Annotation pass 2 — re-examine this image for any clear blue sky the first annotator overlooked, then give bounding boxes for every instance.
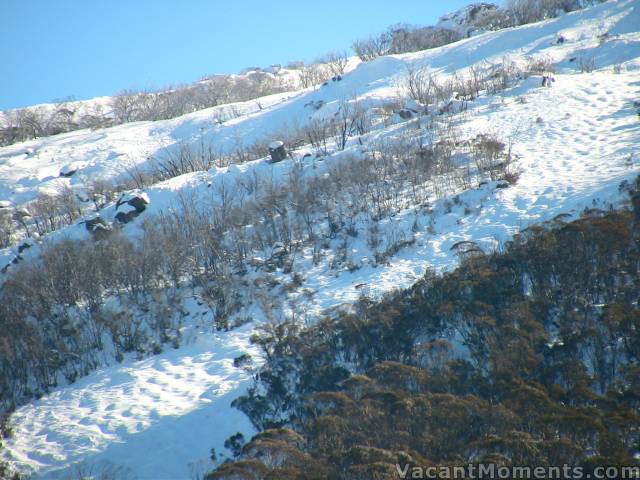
[0,0,475,110]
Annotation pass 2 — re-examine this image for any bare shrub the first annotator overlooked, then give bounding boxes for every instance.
[507,0,583,25]
[332,98,369,150]
[111,90,141,123]
[79,103,112,130]
[286,60,305,70]
[305,119,333,156]
[122,161,153,190]
[389,25,461,54]
[0,211,15,248]
[352,31,393,62]
[323,51,349,77]
[30,186,84,236]
[471,133,508,181]
[299,63,331,89]
[524,54,556,76]
[484,57,522,94]
[86,179,120,210]
[577,56,597,73]
[403,66,437,112]
[150,142,218,181]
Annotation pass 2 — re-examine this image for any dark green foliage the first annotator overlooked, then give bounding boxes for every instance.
[211,184,640,478]
[225,432,247,458]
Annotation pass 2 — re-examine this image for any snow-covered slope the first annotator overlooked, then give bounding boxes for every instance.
[1,1,640,478]
[6,321,259,479]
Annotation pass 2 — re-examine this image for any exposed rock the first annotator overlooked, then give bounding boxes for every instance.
[397,109,416,120]
[437,3,505,37]
[85,215,112,238]
[268,141,287,163]
[439,95,466,115]
[60,162,86,177]
[304,100,324,111]
[17,238,36,254]
[115,207,138,224]
[127,196,148,213]
[115,191,150,224]
[116,191,150,212]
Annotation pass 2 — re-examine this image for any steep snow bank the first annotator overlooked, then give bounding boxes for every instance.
[1,1,639,478]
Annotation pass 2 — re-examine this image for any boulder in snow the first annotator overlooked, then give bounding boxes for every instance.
[268,141,287,163]
[17,238,36,254]
[304,100,325,111]
[115,191,150,224]
[85,215,113,238]
[439,95,466,115]
[397,109,416,120]
[437,3,506,37]
[60,162,86,178]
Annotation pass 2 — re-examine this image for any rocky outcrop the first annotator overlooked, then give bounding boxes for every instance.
[437,3,508,37]
[85,215,112,239]
[268,141,287,163]
[115,191,150,224]
[59,161,87,178]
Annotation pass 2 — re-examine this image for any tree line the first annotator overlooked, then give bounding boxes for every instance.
[207,177,640,479]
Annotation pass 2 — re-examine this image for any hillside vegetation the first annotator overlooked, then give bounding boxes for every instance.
[0,0,638,477]
[209,179,640,479]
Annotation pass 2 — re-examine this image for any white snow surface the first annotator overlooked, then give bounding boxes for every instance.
[1,1,640,478]
[7,321,258,480]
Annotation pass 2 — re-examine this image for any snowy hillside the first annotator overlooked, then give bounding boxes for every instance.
[1,0,640,478]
